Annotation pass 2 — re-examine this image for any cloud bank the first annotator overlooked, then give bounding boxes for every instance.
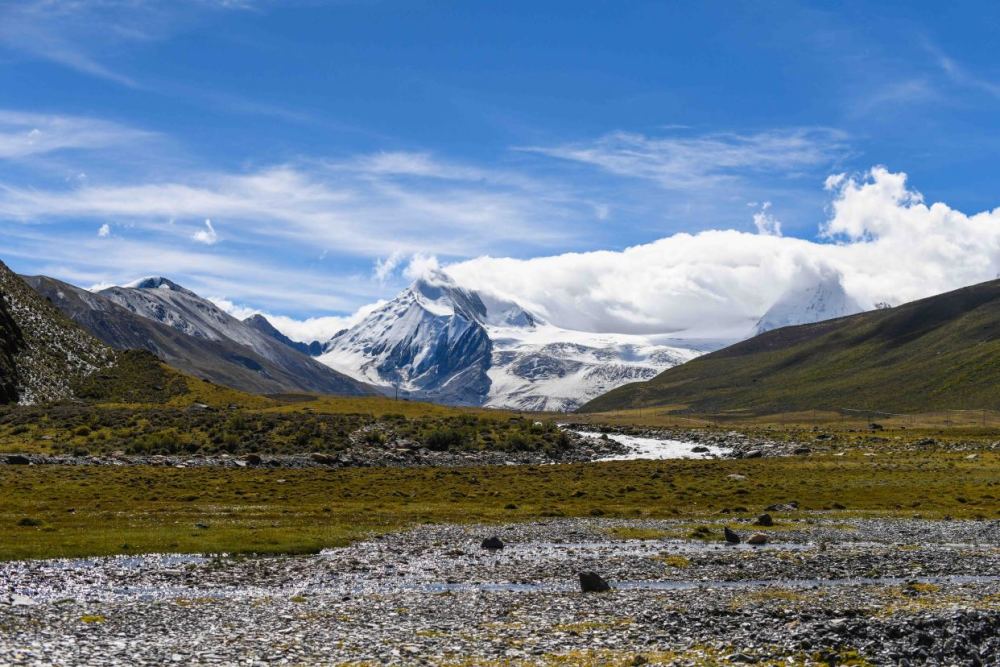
[439,167,1000,339]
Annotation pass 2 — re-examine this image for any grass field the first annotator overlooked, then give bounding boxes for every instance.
[2,449,997,560]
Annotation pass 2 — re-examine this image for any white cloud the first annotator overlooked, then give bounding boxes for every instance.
[0,158,581,258]
[0,1,259,87]
[752,202,782,236]
[373,251,404,283]
[522,128,848,190]
[191,219,218,245]
[403,254,441,281]
[97,223,110,238]
[443,167,1000,339]
[0,110,152,160]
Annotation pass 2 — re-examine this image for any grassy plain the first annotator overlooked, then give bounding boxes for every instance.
[2,448,996,560]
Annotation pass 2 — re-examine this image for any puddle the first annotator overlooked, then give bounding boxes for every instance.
[570,430,728,460]
[44,553,208,571]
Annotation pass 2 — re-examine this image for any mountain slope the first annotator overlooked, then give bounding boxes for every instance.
[244,314,323,356]
[0,288,22,403]
[581,278,1000,415]
[318,271,699,409]
[26,276,371,397]
[0,260,117,404]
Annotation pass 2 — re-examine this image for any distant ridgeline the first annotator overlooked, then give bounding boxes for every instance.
[581,278,1000,415]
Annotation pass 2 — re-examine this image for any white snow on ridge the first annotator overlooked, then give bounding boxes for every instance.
[485,323,698,412]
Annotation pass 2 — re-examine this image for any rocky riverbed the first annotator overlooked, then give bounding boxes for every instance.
[2,518,997,665]
[0,426,806,470]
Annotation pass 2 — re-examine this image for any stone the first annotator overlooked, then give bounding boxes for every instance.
[765,501,799,512]
[691,445,710,453]
[724,527,741,544]
[793,447,812,455]
[578,571,611,592]
[5,454,29,465]
[310,452,335,464]
[743,450,763,459]
[481,536,504,550]
[747,533,768,545]
[754,513,774,526]
[242,453,262,465]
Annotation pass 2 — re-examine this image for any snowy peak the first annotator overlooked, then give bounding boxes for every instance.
[755,268,863,335]
[321,271,493,405]
[122,276,199,297]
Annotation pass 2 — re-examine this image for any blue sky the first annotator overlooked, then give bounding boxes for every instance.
[3,1,1000,338]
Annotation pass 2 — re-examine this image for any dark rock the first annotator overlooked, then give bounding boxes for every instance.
[724,527,741,544]
[754,513,774,526]
[691,445,709,453]
[242,453,262,465]
[747,533,768,545]
[793,447,812,455]
[743,449,763,459]
[5,454,30,465]
[310,452,335,465]
[578,571,611,592]
[480,536,504,550]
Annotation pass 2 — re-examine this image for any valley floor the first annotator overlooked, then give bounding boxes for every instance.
[1,424,997,665]
[2,518,998,665]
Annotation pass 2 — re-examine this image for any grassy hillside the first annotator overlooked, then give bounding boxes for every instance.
[581,278,1000,415]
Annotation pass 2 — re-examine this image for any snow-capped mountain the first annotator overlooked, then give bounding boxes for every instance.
[319,273,494,405]
[318,271,698,410]
[754,270,863,335]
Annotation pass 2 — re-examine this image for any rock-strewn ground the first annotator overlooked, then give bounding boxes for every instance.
[2,518,998,665]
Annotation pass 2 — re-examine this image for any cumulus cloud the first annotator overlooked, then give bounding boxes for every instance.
[443,167,1000,339]
[403,253,441,281]
[192,219,218,245]
[97,223,110,238]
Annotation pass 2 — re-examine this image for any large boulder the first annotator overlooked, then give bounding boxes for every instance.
[578,572,611,593]
[724,527,741,544]
[481,536,504,550]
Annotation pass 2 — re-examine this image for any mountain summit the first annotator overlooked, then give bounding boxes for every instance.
[755,268,863,335]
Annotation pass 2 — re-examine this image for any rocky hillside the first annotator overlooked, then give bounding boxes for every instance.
[0,261,116,404]
[0,292,21,403]
[96,277,370,397]
[581,277,1000,415]
[25,276,369,397]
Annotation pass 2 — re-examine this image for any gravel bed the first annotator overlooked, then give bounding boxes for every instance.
[2,518,998,665]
